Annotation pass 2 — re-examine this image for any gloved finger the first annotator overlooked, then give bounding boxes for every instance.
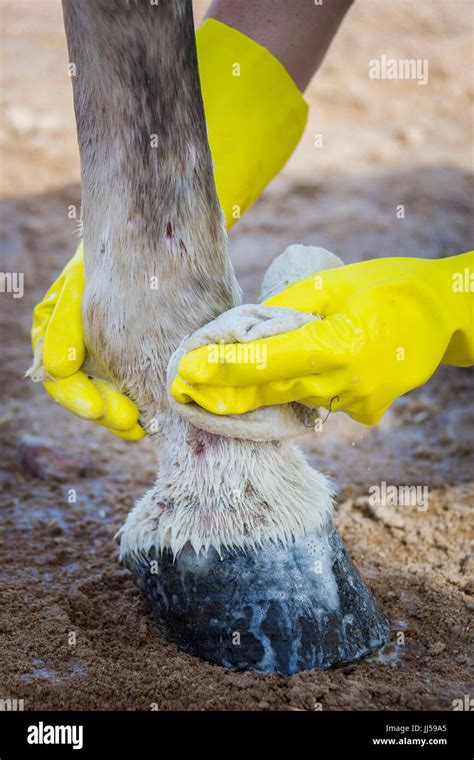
[177,313,356,388]
[43,371,105,420]
[90,377,141,431]
[95,419,145,441]
[171,371,341,416]
[43,372,146,438]
[42,260,86,378]
[263,263,351,315]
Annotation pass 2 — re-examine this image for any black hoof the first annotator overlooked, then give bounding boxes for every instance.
[125,522,389,675]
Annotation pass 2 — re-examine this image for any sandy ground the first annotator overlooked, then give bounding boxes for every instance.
[1,0,473,710]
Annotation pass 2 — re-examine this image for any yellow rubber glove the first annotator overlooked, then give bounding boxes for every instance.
[30,243,144,440]
[172,252,474,425]
[197,19,308,227]
[30,19,308,438]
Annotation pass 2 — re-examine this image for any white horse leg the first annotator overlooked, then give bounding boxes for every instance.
[62,0,388,673]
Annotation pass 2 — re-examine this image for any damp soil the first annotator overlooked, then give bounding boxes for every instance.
[0,0,473,710]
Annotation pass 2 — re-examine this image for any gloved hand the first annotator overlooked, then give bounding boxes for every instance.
[30,18,308,438]
[172,252,474,425]
[30,243,144,440]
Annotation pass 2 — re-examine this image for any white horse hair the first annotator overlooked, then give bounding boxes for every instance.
[59,0,335,559]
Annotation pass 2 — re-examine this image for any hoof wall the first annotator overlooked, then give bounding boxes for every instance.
[126,523,389,675]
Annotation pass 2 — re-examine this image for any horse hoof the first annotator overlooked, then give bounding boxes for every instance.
[125,522,389,674]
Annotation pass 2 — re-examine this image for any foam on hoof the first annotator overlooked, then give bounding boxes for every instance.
[124,522,389,675]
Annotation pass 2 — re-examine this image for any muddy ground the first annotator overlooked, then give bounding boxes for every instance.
[0,0,473,710]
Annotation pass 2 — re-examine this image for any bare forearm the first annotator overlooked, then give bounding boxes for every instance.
[205,0,353,91]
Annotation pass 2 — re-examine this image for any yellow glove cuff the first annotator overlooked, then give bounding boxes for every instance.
[197,18,308,229]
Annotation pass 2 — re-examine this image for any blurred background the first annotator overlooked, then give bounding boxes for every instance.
[0,0,472,710]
